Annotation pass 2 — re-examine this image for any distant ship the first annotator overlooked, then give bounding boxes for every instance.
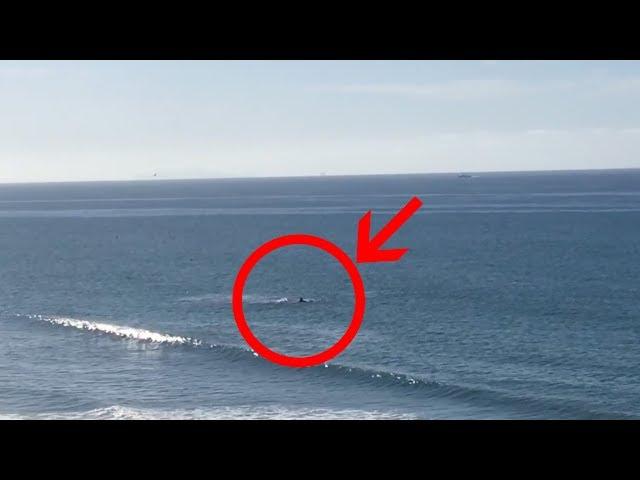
[458,173,473,178]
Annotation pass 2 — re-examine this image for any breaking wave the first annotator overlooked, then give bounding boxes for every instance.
[1,405,415,420]
[25,314,632,419]
[29,315,202,346]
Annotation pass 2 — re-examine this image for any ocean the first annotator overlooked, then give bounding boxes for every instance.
[1,170,639,419]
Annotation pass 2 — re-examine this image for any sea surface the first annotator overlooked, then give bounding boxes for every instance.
[1,170,639,419]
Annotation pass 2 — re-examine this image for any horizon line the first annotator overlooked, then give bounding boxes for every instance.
[1,166,639,187]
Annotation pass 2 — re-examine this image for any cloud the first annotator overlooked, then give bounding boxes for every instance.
[315,75,640,101]
[0,65,51,79]
[317,79,541,100]
[596,76,640,95]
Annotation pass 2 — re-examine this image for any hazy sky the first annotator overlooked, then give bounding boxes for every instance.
[1,60,640,182]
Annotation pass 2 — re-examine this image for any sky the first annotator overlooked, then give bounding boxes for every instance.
[1,60,640,183]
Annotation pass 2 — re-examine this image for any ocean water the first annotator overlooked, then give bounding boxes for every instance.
[1,170,639,419]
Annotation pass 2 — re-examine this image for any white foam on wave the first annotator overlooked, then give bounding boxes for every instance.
[31,315,202,346]
[2,405,416,420]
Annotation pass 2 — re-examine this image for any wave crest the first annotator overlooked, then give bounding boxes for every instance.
[2,405,416,420]
[31,315,202,346]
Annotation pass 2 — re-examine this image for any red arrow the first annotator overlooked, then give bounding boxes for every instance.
[356,196,423,263]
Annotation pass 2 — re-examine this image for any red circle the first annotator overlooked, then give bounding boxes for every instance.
[232,234,366,368]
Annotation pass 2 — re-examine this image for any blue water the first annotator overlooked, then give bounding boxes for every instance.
[1,170,639,419]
